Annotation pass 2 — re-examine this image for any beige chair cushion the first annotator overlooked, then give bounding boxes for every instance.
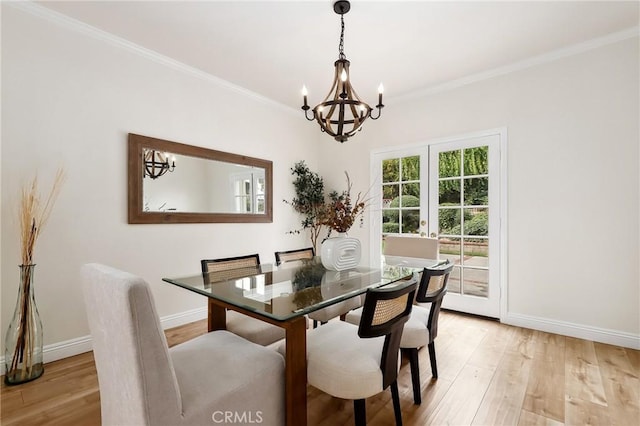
[227,310,287,346]
[345,304,432,349]
[306,321,386,400]
[384,235,439,259]
[170,330,285,425]
[307,296,362,323]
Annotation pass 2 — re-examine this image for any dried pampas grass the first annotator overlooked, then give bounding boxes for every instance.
[19,169,65,265]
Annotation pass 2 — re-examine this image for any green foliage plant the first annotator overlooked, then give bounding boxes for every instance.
[284,161,326,252]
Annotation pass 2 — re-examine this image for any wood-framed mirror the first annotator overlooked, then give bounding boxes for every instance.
[128,133,273,224]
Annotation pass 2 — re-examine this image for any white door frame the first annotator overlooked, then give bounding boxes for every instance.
[370,128,508,320]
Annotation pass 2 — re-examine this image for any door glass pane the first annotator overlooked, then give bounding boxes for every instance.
[463,208,488,236]
[463,238,488,268]
[383,159,399,182]
[439,208,461,235]
[463,146,489,176]
[439,237,461,265]
[382,155,421,236]
[436,144,491,302]
[382,210,399,233]
[402,182,420,198]
[401,156,420,180]
[463,268,488,297]
[383,184,399,207]
[439,150,460,178]
[464,177,488,205]
[447,266,461,294]
[401,210,420,234]
[439,179,460,205]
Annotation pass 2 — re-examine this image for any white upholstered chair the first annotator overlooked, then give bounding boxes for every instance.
[383,235,439,260]
[82,263,285,426]
[274,247,361,328]
[305,278,418,426]
[201,254,286,346]
[347,260,453,405]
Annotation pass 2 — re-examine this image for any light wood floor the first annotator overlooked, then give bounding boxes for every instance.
[1,311,638,425]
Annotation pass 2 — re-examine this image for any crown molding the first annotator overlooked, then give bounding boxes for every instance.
[7,2,638,114]
[389,26,639,104]
[7,1,299,115]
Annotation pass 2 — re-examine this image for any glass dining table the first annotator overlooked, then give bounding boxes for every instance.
[162,257,437,426]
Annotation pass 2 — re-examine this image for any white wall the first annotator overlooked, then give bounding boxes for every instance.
[318,36,639,345]
[1,5,317,357]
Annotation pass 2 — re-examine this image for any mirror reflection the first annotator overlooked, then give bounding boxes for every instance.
[128,133,273,224]
[143,152,266,214]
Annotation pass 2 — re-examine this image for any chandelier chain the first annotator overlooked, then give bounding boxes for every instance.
[338,14,346,60]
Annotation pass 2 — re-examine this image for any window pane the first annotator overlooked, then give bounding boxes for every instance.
[401,210,420,234]
[439,208,461,236]
[463,238,488,268]
[402,182,420,198]
[439,179,460,205]
[463,146,488,176]
[439,150,460,178]
[463,268,488,298]
[382,158,399,182]
[463,208,488,236]
[401,156,420,181]
[464,177,488,206]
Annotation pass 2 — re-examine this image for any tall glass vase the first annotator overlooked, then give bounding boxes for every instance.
[4,264,44,385]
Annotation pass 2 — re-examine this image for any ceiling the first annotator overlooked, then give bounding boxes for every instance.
[35,1,639,111]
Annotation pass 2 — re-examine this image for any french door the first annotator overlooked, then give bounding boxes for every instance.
[371,130,505,318]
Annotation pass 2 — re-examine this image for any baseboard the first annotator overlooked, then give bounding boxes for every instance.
[0,307,207,376]
[503,312,640,350]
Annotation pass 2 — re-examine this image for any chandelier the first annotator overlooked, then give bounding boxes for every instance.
[143,149,176,179]
[302,0,383,143]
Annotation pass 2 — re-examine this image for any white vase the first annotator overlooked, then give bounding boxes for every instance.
[321,233,361,271]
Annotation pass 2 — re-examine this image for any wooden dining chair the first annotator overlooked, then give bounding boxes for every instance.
[346,260,453,405]
[305,278,418,426]
[274,247,315,265]
[201,254,285,346]
[274,247,362,328]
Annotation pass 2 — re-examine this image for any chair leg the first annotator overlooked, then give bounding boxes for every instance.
[354,399,366,426]
[406,348,421,404]
[428,341,438,379]
[313,320,318,328]
[390,381,403,426]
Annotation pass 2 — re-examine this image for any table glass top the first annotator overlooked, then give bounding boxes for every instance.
[163,257,438,321]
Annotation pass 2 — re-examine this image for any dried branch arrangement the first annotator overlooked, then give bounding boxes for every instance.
[6,169,65,384]
[20,169,66,265]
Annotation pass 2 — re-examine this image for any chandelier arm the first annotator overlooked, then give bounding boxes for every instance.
[369,105,384,120]
[303,109,316,121]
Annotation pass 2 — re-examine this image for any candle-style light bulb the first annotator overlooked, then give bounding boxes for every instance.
[302,85,308,108]
[340,69,347,82]
[377,83,384,106]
